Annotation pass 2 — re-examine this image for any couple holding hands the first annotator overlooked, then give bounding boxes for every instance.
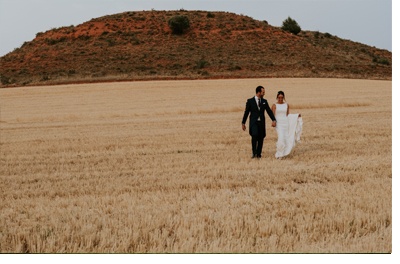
[242,85,303,159]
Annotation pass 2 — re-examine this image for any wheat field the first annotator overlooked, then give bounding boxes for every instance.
[0,78,392,253]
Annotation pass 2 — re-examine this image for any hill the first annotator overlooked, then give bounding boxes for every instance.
[0,10,392,87]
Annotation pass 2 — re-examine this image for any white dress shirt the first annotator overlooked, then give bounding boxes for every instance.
[254,96,261,120]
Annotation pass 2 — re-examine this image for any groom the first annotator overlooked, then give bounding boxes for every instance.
[242,85,276,158]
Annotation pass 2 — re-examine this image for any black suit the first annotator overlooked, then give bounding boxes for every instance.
[242,97,276,157]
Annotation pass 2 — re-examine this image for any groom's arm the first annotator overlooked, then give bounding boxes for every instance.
[264,100,277,126]
[242,99,250,130]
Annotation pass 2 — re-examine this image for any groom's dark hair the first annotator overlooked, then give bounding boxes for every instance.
[256,86,264,94]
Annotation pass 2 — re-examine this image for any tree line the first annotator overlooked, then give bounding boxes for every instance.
[168,14,302,35]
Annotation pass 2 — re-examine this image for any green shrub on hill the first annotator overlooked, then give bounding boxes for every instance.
[281,17,301,35]
[168,15,190,34]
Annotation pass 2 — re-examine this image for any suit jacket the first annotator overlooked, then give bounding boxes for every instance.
[242,97,276,138]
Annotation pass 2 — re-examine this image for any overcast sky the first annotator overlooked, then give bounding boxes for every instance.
[0,0,393,56]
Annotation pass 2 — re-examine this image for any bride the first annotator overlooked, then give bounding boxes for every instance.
[271,91,303,159]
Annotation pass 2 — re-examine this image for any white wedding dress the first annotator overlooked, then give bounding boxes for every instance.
[274,103,303,158]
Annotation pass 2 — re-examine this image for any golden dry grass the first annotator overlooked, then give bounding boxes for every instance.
[0,78,391,253]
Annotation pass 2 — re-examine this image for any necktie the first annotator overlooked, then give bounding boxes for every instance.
[258,99,261,110]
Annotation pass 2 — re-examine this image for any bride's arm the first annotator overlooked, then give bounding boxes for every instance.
[287,103,289,116]
[272,104,276,116]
